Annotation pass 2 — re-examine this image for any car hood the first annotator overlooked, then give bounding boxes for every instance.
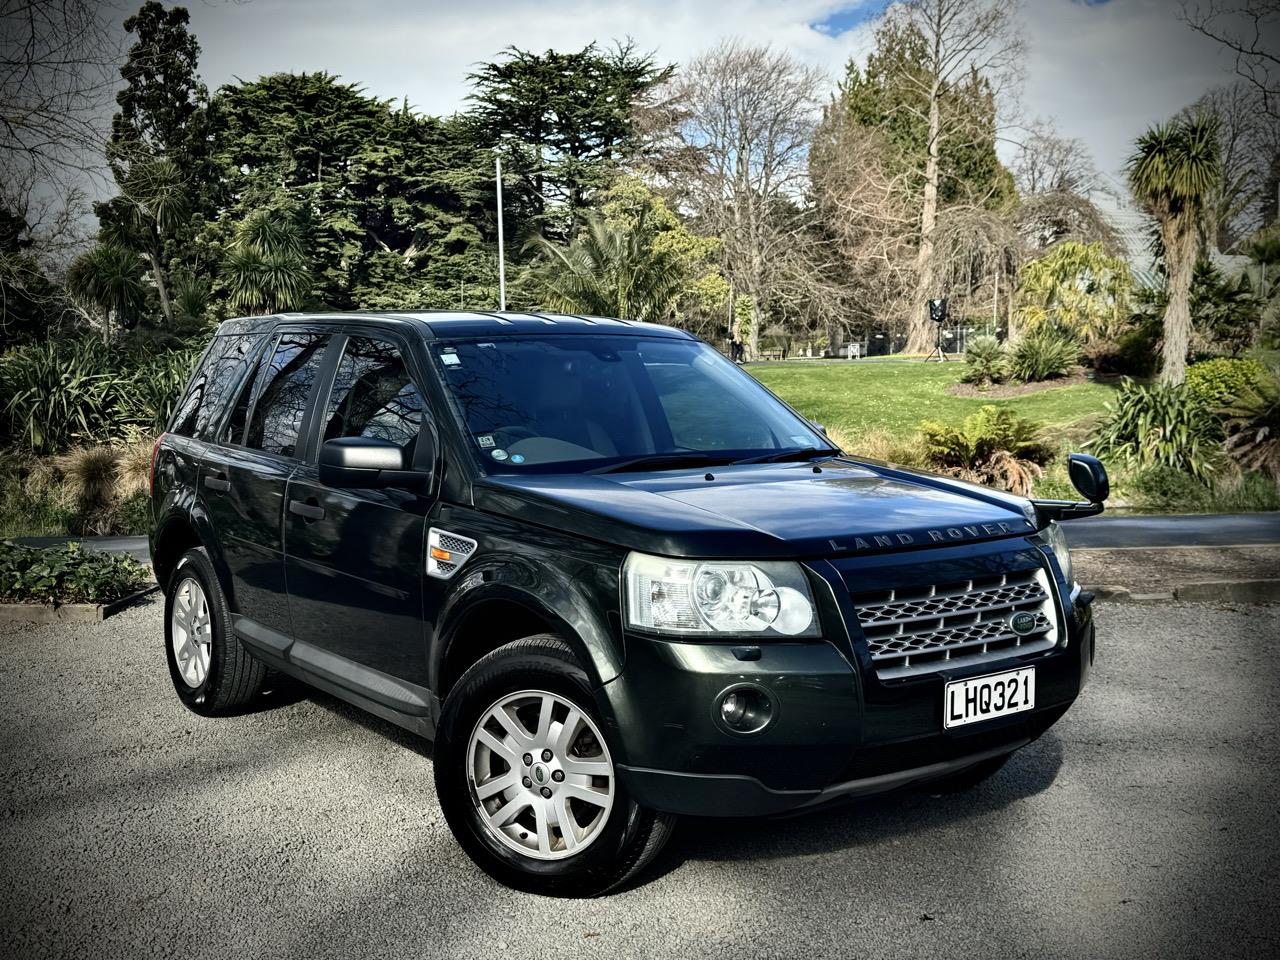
[473,459,1038,559]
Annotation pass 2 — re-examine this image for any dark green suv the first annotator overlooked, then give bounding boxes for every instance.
[150,311,1105,896]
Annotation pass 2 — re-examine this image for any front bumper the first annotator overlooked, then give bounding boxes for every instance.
[602,552,1095,818]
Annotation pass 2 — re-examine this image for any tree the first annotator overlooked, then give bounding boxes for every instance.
[0,0,118,189]
[1184,83,1280,252]
[1015,241,1132,342]
[873,0,1023,355]
[655,42,824,359]
[1013,120,1101,197]
[1182,1,1280,123]
[66,244,148,338]
[468,42,673,237]
[598,176,728,333]
[96,2,213,326]
[1127,114,1222,384]
[223,212,310,315]
[524,210,684,322]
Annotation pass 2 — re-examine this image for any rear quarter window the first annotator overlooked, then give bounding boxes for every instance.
[169,334,263,440]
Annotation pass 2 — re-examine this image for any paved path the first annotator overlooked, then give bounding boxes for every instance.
[1065,512,1280,549]
[1,598,1278,959]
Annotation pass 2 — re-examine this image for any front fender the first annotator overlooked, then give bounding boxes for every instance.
[429,550,624,692]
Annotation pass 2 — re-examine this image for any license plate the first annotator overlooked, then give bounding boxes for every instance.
[943,667,1035,729]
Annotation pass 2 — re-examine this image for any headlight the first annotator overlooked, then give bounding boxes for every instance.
[1044,521,1074,585]
[623,552,818,638]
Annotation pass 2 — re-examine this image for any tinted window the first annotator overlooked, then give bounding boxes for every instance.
[432,335,824,471]
[321,337,422,449]
[245,333,328,457]
[169,335,260,439]
[221,349,265,446]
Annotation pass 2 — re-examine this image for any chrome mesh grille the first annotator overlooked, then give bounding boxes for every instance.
[853,568,1058,680]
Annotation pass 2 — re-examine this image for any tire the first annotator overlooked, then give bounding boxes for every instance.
[164,547,266,716]
[434,635,674,897]
[925,753,1012,793]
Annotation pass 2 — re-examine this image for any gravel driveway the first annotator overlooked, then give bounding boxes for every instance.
[2,598,1278,959]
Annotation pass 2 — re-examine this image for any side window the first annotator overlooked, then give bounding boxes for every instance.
[168,334,260,440]
[221,348,265,446]
[320,337,423,450]
[194,335,260,440]
[245,333,329,458]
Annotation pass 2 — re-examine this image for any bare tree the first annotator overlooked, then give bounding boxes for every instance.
[0,0,120,192]
[654,42,824,360]
[1182,1,1280,122]
[1185,81,1280,250]
[1013,119,1101,197]
[810,104,919,341]
[879,0,1023,354]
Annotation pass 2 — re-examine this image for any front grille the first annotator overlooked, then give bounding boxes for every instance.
[852,567,1058,680]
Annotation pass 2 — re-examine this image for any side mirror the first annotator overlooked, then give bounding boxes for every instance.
[811,421,828,436]
[1031,452,1108,523]
[319,437,429,489]
[1068,453,1109,504]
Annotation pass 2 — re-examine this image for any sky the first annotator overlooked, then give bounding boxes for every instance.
[176,0,1246,180]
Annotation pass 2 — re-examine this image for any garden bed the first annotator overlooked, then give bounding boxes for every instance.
[0,583,158,624]
[0,539,153,623]
[945,371,1093,398]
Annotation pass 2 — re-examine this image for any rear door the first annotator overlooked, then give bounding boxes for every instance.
[283,330,437,688]
[202,327,331,637]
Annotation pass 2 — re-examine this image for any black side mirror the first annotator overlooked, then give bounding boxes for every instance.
[1031,452,1108,523]
[1068,453,1109,504]
[811,421,828,436]
[319,437,429,489]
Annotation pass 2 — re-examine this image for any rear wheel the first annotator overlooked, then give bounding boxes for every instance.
[435,636,674,896]
[164,547,266,715]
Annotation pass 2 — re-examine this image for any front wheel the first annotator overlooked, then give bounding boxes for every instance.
[434,636,673,896]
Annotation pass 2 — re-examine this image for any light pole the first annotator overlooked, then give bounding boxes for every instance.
[495,154,506,311]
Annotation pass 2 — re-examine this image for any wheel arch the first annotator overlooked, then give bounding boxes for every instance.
[431,580,623,703]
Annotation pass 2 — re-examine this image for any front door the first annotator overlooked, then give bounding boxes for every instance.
[283,333,435,687]
[202,329,330,636]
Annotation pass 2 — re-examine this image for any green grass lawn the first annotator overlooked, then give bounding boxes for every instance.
[748,360,1120,439]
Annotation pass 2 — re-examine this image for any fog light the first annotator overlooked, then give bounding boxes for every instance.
[715,684,775,735]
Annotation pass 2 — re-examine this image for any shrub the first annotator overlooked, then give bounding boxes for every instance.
[1088,380,1220,481]
[0,336,198,453]
[0,540,148,605]
[828,427,928,468]
[920,406,1055,496]
[1222,367,1280,488]
[961,335,1008,387]
[1008,329,1078,383]
[1114,318,1162,379]
[1184,356,1265,408]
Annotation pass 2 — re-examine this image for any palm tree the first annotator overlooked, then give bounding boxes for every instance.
[525,210,684,322]
[223,211,311,315]
[104,156,190,327]
[66,243,148,340]
[1126,114,1221,385]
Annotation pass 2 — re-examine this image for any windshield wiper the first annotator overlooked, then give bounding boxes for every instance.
[733,446,841,465]
[588,453,737,475]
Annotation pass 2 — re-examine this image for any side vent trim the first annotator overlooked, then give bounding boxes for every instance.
[427,527,478,579]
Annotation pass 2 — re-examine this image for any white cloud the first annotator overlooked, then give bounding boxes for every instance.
[183,0,1243,178]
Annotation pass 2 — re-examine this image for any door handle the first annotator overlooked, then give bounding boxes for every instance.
[203,475,230,493]
[288,498,325,522]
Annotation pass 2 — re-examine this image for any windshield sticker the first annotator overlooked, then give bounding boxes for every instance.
[490,448,509,461]
[509,454,525,464]
[476,434,496,448]
[439,353,461,366]
[789,435,811,445]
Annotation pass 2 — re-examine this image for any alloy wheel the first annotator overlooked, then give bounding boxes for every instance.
[466,689,615,861]
[171,576,212,688]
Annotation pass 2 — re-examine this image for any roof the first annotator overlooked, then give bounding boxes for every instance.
[214,310,694,340]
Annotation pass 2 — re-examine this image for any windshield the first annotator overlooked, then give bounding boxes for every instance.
[431,335,829,473]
